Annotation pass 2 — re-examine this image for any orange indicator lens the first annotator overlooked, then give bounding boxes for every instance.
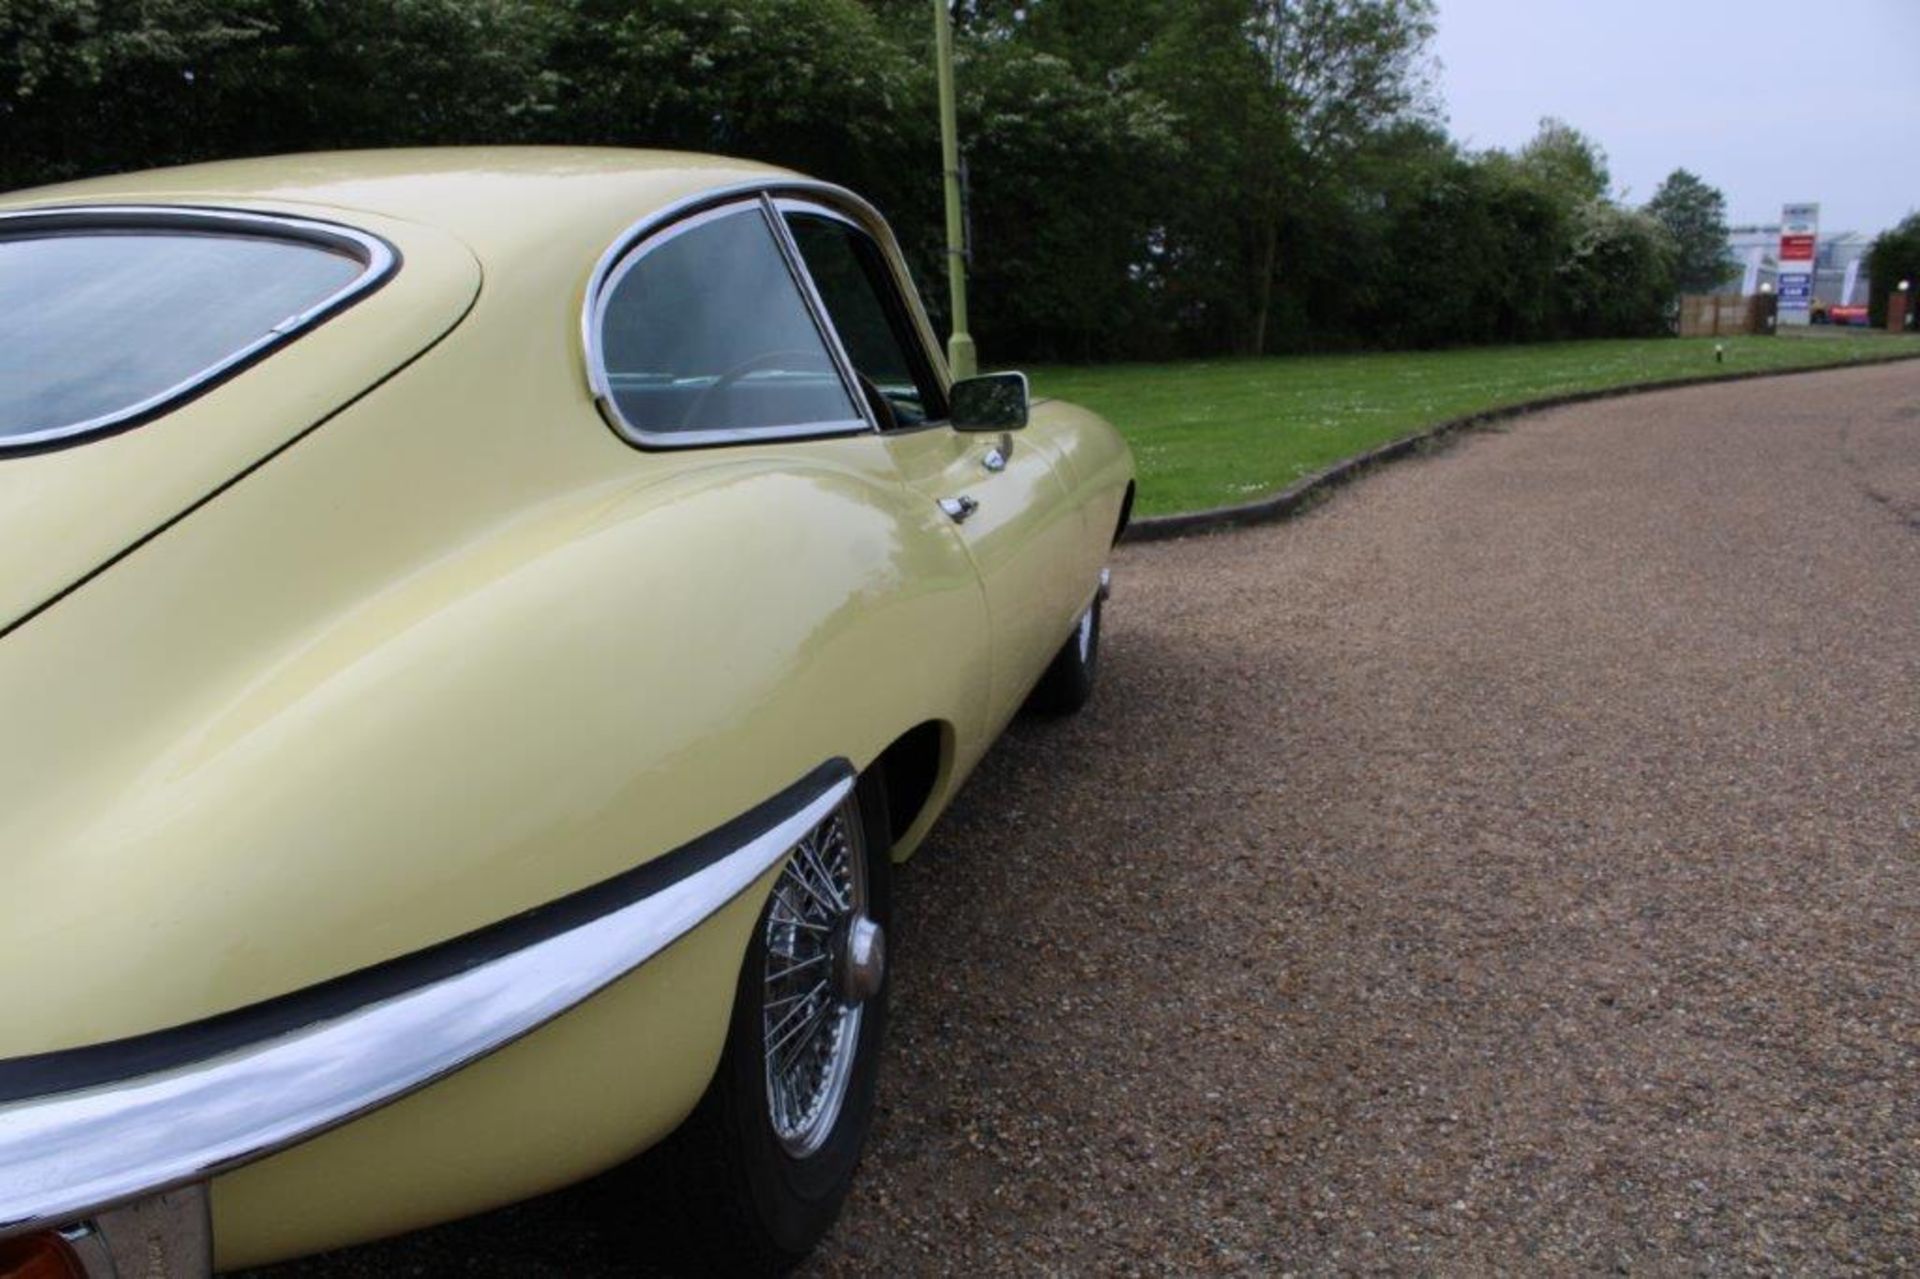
[0,1232,85,1279]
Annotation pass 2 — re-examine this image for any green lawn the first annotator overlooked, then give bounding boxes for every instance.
[1028,333,1920,518]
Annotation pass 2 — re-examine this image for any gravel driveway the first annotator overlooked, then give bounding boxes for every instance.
[256,360,1920,1276]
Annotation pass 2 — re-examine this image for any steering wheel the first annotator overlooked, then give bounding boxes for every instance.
[854,371,899,432]
[678,348,831,431]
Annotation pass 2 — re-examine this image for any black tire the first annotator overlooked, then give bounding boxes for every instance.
[1026,594,1102,715]
[645,773,892,1275]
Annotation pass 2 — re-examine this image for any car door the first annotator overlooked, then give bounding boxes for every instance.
[777,201,1090,730]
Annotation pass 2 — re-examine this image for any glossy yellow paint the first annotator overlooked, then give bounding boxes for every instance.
[0,150,1132,1266]
[0,203,480,629]
[216,865,777,1265]
[884,422,1086,730]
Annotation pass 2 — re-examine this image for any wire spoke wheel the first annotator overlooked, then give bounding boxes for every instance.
[646,775,890,1269]
[762,798,874,1159]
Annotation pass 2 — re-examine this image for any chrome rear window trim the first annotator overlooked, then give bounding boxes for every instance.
[0,205,398,452]
[0,760,855,1238]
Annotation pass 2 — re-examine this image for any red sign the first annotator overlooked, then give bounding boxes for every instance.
[1780,233,1816,261]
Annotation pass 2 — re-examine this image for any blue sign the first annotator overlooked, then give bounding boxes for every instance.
[1777,275,1814,304]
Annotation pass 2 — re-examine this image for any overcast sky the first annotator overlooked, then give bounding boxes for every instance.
[1431,0,1920,235]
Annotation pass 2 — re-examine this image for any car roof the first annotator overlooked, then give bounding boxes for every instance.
[0,147,805,263]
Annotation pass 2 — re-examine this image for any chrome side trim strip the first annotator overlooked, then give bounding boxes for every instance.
[0,205,398,452]
[0,761,855,1238]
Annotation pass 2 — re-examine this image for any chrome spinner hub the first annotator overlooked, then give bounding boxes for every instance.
[834,914,885,1006]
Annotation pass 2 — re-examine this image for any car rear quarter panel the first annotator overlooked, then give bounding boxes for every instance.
[0,232,990,1263]
[0,202,481,631]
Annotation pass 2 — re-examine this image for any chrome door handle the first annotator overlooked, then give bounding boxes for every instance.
[937,495,979,524]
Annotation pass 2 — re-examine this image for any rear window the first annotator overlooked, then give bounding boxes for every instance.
[0,208,393,448]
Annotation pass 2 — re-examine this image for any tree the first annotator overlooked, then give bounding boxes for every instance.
[1239,0,1437,353]
[0,0,272,189]
[1125,0,1436,353]
[1645,169,1733,293]
[0,0,1704,357]
[1363,130,1568,347]
[953,34,1181,360]
[1557,201,1676,338]
[0,0,562,190]
[1865,212,1920,329]
[543,0,922,184]
[1484,117,1609,213]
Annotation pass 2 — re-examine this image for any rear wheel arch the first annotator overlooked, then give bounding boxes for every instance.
[872,719,952,857]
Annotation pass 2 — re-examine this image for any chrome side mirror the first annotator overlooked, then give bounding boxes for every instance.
[950,371,1029,431]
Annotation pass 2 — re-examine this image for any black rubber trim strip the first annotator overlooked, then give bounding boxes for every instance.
[0,758,853,1102]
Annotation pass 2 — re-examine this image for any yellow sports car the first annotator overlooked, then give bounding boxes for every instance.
[0,149,1133,1277]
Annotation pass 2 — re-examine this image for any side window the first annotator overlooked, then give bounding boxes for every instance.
[784,212,947,429]
[596,204,863,443]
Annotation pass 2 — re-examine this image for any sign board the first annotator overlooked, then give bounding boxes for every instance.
[1777,202,1819,326]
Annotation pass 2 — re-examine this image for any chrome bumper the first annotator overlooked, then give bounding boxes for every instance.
[0,762,854,1274]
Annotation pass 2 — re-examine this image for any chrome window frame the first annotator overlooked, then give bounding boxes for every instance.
[0,205,398,452]
[586,196,867,449]
[582,179,952,451]
[771,197,952,429]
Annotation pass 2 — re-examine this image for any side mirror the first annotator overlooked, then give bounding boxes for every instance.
[950,371,1029,432]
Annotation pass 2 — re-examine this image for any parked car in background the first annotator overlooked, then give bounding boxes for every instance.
[0,149,1133,1277]
[1810,301,1871,326]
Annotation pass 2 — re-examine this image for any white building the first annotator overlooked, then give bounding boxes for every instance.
[1726,224,1873,303]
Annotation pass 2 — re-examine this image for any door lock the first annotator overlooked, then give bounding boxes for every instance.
[937,495,979,524]
[981,431,1014,473]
